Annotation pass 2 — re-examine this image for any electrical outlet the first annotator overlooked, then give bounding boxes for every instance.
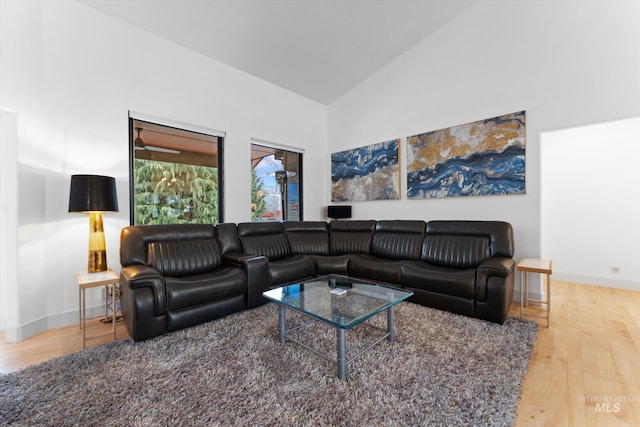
[611,266,620,272]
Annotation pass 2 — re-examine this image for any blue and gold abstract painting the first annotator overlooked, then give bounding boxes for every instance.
[407,111,526,199]
[331,139,400,202]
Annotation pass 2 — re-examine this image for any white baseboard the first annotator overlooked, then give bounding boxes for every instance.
[2,304,106,343]
[511,274,640,313]
[551,273,640,292]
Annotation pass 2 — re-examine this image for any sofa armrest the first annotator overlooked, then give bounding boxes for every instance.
[224,253,270,308]
[475,257,514,302]
[120,265,167,316]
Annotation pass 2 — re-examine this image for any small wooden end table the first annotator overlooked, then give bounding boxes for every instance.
[518,258,552,327]
[76,268,120,348]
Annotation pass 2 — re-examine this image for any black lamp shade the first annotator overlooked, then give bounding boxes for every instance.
[68,175,119,212]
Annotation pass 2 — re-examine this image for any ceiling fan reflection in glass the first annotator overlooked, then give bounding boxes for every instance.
[134,127,181,154]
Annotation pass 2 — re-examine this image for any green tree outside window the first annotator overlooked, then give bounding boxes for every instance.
[134,159,218,225]
[251,169,267,221]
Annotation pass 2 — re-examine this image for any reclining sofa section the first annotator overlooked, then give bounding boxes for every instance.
[119,220,515,341]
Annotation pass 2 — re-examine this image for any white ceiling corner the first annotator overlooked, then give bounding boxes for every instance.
[82,0,476,105]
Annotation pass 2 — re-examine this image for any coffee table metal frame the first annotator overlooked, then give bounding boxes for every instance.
[263,275,413,380]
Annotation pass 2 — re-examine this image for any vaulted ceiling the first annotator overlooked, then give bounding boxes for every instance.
[83,0,476,105]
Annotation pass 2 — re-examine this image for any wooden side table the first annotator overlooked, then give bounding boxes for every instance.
[518,258,552,327]
[76,268,120,348]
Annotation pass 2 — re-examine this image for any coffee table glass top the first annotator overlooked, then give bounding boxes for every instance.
[262,274,413,329]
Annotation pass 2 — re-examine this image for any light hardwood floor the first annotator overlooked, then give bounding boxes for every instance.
[1,281,639,426]
[509,281,640,426]
[0,316,129,374]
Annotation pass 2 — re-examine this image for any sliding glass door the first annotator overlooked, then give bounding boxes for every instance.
[251,142,302,222]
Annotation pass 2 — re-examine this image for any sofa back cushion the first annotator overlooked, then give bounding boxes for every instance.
[147,239,222,277]
[237,222,291,261]
[422,235,490,269]
[371,220,426,260]
[426,220,514,257]
[329,220,376,255]
[216,222,243,255]
[120,224,217,267]
[423,220,514,268]
[283,221,330,255]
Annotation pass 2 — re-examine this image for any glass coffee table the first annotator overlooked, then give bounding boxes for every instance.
[262,274,413,380]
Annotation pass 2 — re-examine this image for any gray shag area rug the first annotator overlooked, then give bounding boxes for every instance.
[1,302,537,426]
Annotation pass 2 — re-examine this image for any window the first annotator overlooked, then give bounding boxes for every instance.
[251,141,302,222]
[129,114,224,225]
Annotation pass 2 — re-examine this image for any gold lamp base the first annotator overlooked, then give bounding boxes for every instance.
[88,212,107,272]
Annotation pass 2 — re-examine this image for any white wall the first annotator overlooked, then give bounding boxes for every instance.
[0,0,327,341]
[0,110,19,331]
[327,0,640,299]
[541,117,640,290]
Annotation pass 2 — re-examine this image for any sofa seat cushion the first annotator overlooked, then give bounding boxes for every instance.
[401,261,475,299]
[349,254,402,286]
[166,267,246,312]
[314,255,350,275]
[269,254,316,286]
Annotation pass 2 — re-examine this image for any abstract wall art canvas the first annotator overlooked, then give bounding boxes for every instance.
[331,139,400,202]
[407,111,526,199]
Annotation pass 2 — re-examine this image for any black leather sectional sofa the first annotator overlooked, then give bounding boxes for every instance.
[119,220,515,341]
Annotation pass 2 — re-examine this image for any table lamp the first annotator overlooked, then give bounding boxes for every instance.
[68,174,119,273]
